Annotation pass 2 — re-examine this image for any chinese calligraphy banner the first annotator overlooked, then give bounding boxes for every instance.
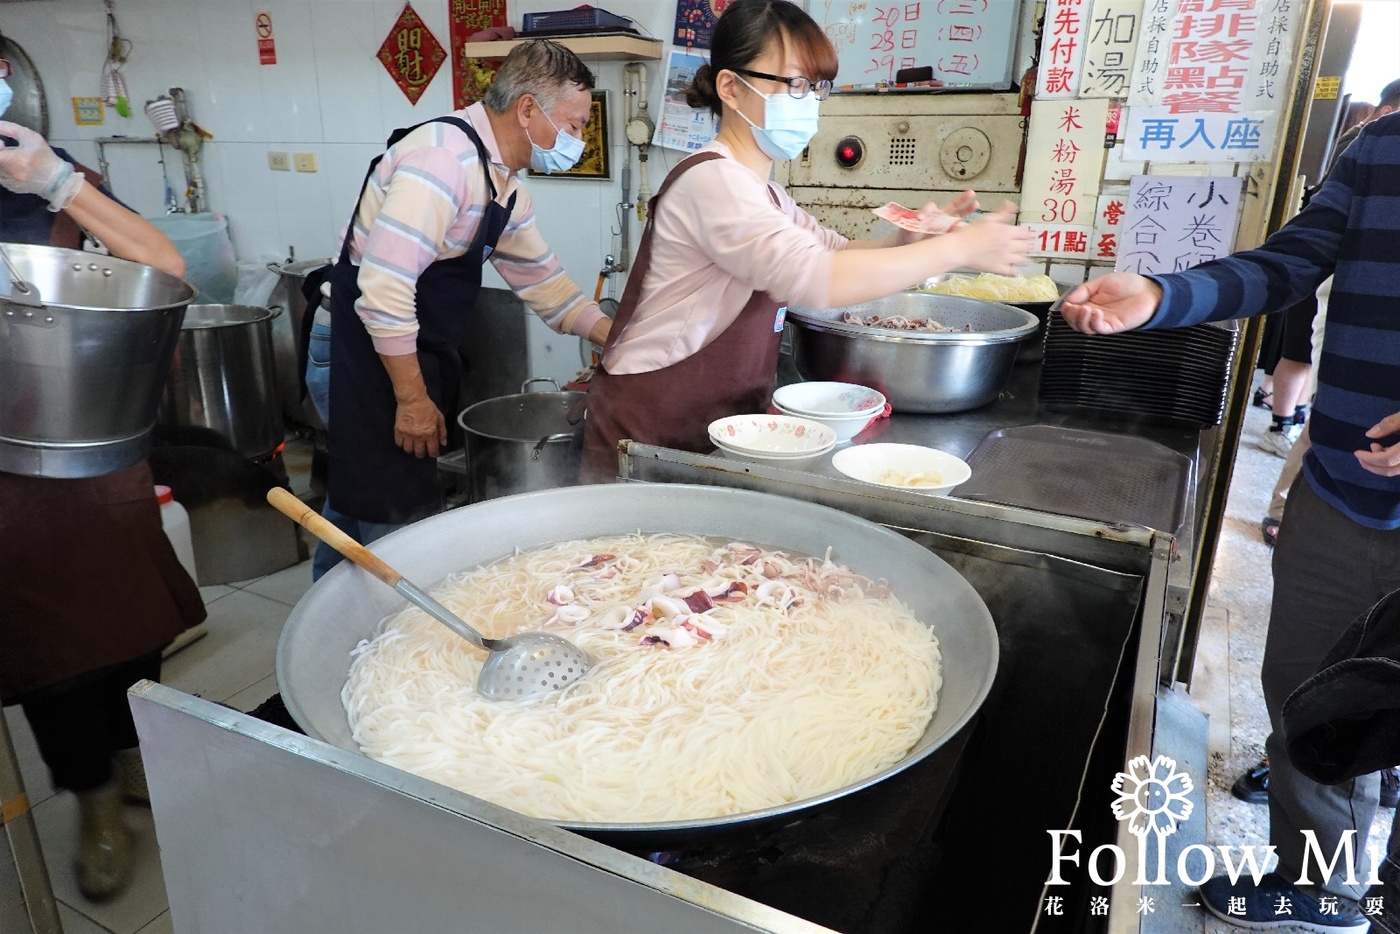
[1037,0,1090,99]
[1128,0,1303,119]
[378,3,446,105]
[1114,174,1245,274]
[1080,0,1146,98]
[813,0,1022,89]
[1021,98,1112,258]
[448,0,508,109]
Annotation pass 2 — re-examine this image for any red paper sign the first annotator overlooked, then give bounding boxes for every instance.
[255,12,277,66]
[377,3,447,105]
[448,0,508,109]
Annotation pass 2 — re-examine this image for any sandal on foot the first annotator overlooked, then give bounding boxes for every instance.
[1261,517,1280,547]
[1252,387,1273,409]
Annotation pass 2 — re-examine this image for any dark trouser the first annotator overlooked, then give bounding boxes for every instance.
[1264,476,1400,898]
[15,652,161,793]
[1373,820,1400,932]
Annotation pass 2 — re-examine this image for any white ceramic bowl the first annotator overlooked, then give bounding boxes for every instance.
[708,413,836,457]
[831,443,971,496]
[772,382,886,419]
[773,402,875,444]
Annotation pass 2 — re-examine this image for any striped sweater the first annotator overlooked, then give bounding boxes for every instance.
[342,102,604,355]
[1147,112,1400,529]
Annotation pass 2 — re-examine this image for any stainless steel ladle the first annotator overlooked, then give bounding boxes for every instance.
[267,488,591,700]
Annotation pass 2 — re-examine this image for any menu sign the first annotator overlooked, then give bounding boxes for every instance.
[1021,98,1111,258]
[1037,0,1090,99]
[1114,174,1245,274]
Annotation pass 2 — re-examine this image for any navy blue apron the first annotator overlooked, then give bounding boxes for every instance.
[327,116,516,524]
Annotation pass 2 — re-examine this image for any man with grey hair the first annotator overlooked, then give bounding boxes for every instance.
[307,39,608,579]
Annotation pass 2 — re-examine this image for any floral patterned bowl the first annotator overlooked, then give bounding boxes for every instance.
[772,381,886,419]
[708,414,837,460]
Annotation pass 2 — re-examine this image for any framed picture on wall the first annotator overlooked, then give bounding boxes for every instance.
[530,90,611,180]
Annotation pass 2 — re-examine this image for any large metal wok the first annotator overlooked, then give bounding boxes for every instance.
[277,483,998,844]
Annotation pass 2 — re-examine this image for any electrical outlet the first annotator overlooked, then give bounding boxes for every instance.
[294,152,318,173]
[268,151,290,171]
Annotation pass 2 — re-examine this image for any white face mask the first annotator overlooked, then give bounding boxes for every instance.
[733,74,820,162]
[527,109,585,174]
[0,80,13,120]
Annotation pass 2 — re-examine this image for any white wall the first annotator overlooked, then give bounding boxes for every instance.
[0,0,681,383]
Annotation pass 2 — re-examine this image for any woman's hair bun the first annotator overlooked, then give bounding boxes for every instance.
[685,63,719,112]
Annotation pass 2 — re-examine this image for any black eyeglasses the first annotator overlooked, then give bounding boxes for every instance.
[0,60,10,80]
[733,68,833,101]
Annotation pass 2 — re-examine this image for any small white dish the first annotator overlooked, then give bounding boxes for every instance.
[831,443,971,495]
[773,402,875,444]
[708,414,836,457]
[772,382,886,419]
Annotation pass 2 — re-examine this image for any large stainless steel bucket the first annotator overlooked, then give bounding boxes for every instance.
[788,294,1038,413]
[276,483,999,846]
[456,378,584,502]
[0,244,196,478]
[267,258,330,431]
[158,304,285,459]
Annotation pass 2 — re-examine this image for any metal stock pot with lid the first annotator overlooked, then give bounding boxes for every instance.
[456,378,584,503]
[0,243,197,478]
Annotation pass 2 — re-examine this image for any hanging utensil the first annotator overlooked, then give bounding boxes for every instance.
[266,488,592,700]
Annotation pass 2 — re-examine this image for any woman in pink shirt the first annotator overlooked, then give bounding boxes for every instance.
[580,0,1033,483]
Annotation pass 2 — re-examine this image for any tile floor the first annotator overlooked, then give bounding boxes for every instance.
[9,398,1394,933]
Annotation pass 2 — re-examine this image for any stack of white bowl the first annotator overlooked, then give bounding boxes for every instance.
[772,382,887,444]
[707,413,837,468]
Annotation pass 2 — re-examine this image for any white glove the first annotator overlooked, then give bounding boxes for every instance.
[0,120,84,211]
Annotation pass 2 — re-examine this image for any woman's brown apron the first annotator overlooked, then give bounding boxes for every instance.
[0,165,205,701]
[581,152,786,483]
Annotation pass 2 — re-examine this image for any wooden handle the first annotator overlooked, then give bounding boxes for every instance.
[265,487,403,588]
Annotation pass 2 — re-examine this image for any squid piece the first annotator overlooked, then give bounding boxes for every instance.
[647,595,687,620]
[642,626,698,649]
[620,606,653,632]
[575,553,616,570]
[545,584,575,606]
[549,605,590,627]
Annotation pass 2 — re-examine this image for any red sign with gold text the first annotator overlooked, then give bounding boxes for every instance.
[377,3,447,105]
[448,0,508,109]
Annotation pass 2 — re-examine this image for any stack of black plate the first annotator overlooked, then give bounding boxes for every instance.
[1038,310,1239,428]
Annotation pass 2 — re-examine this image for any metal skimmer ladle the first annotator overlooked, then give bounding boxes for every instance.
[267,488,591,700]
[0,242,42,307]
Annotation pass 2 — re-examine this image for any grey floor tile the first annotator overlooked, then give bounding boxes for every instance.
[197,584,235,604]
[160,590,289,704]
[5,706,56,807]
[134,910,174,934]
[239,559,314,607]
[223,674,278,714]
[58,902,110,934]
[36,793,167,934]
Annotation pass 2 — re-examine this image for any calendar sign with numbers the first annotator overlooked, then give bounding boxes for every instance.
[814,0,1023,90]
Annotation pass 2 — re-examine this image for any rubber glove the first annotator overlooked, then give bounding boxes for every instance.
[0,120,84,211]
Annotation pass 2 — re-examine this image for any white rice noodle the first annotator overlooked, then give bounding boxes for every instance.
[342,533,943,823]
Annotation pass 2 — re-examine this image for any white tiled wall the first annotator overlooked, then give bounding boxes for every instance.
[1,0,679,382]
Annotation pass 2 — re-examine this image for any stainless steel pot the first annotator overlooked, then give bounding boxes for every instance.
[276,483,998,845]
[267,258,331,430]
[788,294,1038,413]
[457,378,584,503]
[158,304,285,459]
[0,244,196,478]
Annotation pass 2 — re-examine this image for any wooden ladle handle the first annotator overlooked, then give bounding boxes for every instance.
[266,487,403,588]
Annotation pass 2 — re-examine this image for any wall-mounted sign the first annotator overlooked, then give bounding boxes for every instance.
[255,12,276,66]
[1079,0,1146,99]
[814,0,1022,89]
[448,0,507,109]
[1021,98,1112,257]
[377,3,446,105]
[1037,0,1090,99]
[1114,174,1245,274]
[1314,75,1342,100]
[71,97,104,126]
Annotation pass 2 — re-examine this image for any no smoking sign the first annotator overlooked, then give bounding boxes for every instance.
[255,12,276,65]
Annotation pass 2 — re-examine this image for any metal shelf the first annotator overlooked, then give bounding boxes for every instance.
[462,35,663,62]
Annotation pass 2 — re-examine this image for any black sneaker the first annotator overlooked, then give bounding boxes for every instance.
[1231,760,1270,804]
[1199,873,1369,932]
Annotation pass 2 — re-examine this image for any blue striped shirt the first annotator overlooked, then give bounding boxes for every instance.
[1146,112,1400,529]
